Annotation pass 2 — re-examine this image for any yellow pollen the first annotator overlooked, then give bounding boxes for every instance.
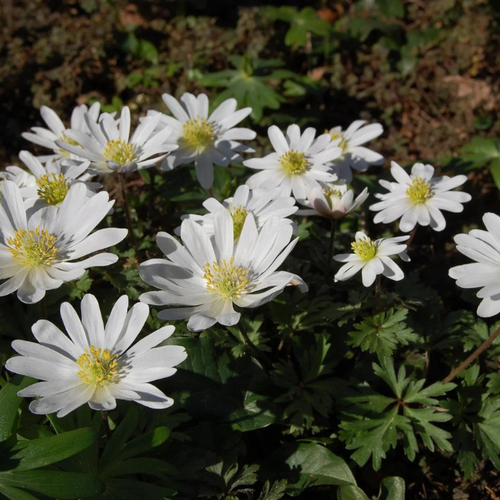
[36,173,69,205]
[182,116,216,150]
[77,345,119,387]
[58,132,81,156]
[7,226,57,267]
[279,150,309,175]
[202,257,250,300]
[228,204,248,241]
[323,188,343,209]
[328,129,347,152]
[103,139,135,166]
[405,177,432,204]
[351,237,377,261]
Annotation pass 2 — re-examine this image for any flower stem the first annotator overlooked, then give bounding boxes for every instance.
[39,297,46,320]
[237,322,272,372]
[375,275,382,312]
[326,219,337,276]
[102,411,112,440]
[443,324,500,384]
[406,226,419,247]
[118,173,141,263]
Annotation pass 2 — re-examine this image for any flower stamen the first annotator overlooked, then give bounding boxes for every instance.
[202,257,250,300]
[279,150,309,175]
[7,226,58,267]
[103,139,135,166]
[328,130,347,152]
[77,345,119,387]
[228,204,248,241]
[406,177,432,204]
[36,173,69,205]
[183,117,216,151]
[352,237,377,261]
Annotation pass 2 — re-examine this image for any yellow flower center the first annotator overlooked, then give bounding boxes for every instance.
[103,139,135,166]
[351,237,377,261]
[405,177,432,204]
[58,132,81,156]
[36,173,69,205]
[323,188,343,209]
[182,116,216,150]
[279,150,309,175]
[202,257,250,300]
[328,129,347,152]
[228,204,248,241]
[7,226,58,267]
[77,345,119,387]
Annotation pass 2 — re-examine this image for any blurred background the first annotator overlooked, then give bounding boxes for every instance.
[1,0,498,174]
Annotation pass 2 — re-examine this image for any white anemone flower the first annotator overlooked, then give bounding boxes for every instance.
[244,124,341,202]
[13,150,99,211]
[449,213,500,318]
[180,185,297,240]
[370,161,471,232]
[334,231,410,287]
[150,92,256,189]
[326,120,384,182]
[297,182,369,220]
[6,294,187,417]
[139,209,308,332]
[0,181,127,304]
[22,103,103,163]
[0,166,37,191]
[56,106,177,174]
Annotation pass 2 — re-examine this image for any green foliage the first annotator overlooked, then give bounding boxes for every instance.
[461,137,500,189]
[0,377,103,499]
[339,357,455,470]
[199,55,297,122]
[266,7,330,48]
[347,308,418,356]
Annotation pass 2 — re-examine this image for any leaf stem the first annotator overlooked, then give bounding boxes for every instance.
[443,324,500,384]
[118,173,141,263]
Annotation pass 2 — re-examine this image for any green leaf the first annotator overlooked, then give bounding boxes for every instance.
[337,485,370,500]
[377,0,404,17]
[380,476,405,500]
[347,309,418,356]
[116,426,170,462]
[0,471,103,499]
[9,427,97,471]
[267,443,355,495]
[0,485,39,500]
[461,137,500,173]
[0,376,34,443]
[257,479,288,500]
[99,406,139,470]
[102,457,176,480]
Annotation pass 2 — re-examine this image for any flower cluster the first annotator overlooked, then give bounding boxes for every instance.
[1,90,482,422]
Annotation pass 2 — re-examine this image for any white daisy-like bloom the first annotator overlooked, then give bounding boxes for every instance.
[0,181,127,304]
[180,185,297,240]
[150,92,256,189]
[370,161,471,233]
[6,294,187,417]
[12,150,99,211]
[22,103,103,163]
[56,106,177,175]
[326,120,384,182]
[334,231,410,287]
[244,124,341,202]
[449,213,500,318]
[0,165,37,191]
[139,209,308,332]
[297,182,369,220]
